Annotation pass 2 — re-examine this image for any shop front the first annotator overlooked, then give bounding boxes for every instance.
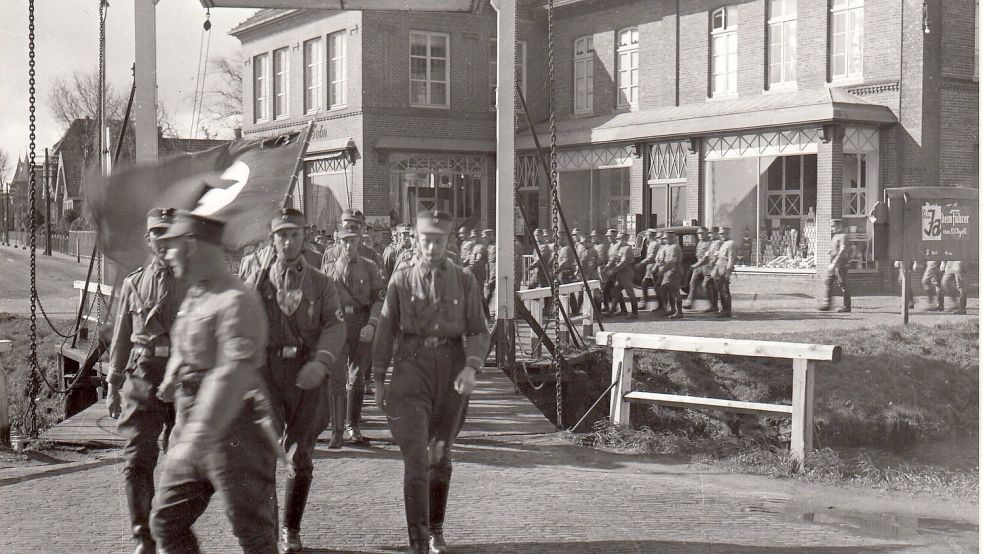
[303,138,360,230]
[554,144,635,234]
[703,127,880,278]
[387,152,487,229]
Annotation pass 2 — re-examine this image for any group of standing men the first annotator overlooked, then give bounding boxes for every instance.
[107,205,488,554]
[522,225,736,319]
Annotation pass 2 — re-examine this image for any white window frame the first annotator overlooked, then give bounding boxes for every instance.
[767,0,797,89]
[253,52,270,123]
[766,156,804,218]
[304,37,324,114]
[842,153,869,217]
[489,39,527,111]
[830,0,864,83]
[573,36,594,115]
[616,28,640,109]
[328,31,347,109]
[272,47,289,120]
[710,6,739,98]
[409,31,451,108]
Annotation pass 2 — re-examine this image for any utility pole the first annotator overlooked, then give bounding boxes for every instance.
[44,148,51,256]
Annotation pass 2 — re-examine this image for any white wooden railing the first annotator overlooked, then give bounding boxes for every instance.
[596,331,841,462]
[517,280,601,351]
[74,280,113,325]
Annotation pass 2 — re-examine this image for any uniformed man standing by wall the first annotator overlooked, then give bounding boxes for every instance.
[575,233,599,312]
[372,210,490,554]
[819,219,851,313]
[320,210,379,268]
[242,209,347,552]
[150,212,277,553]
[608,231,639,319]
[482,229,496,316]
[323,225,385,445]
[656,230,684,319]
[106,208,188,554]
[712,226,736,318]
[684,227,713,310]
[384,224,415,281]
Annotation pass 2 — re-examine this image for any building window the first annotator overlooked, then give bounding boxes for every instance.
[830,0,863,81]
[253,52,269,123]
[558,168,631,233]
[410,31,450,108]
[328,31,347,108]
[650,184,687,228]
[616,28,639,109]
[489,39,526,110]
[272,47,289,119]
[767,0,797,88]
[389,155,484,225]
[843,153,868,217]
[706,154,818,269]
[304,38,323,114]
[710,6,739,97]
[573,36,594,114]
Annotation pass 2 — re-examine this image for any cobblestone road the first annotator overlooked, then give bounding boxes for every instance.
[1,372,977,553]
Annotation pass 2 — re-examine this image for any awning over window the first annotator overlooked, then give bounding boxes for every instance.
[375,136,495,154]
[307,137,359,164]
[517,88,897,150]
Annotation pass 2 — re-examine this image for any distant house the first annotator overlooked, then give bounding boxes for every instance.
[6,154,55,233]
[46,118,228,227]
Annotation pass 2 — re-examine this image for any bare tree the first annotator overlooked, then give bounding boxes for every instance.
[48,71,126,127]
[202,54,244,136]
[0,149,11,186]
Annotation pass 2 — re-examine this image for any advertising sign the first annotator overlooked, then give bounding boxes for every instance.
[884,187,978,262]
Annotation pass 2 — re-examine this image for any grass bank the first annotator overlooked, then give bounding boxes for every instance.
[0,313,74,436]
[577,320,979,498]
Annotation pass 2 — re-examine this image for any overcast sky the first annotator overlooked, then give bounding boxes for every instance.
[0,0,257,172]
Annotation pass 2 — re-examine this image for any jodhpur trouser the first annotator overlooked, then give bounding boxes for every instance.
[117,354,175,543]
[385,339,469,545]
[824,266,851,309]
[150,391,277,554]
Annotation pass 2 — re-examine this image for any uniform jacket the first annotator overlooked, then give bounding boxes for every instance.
[714,240,736,275]
[830,232,848,268]
[243,257,346,368]
[323,254,385,327]
[576,243,599,279]
[321,242,381,269]
[383,243,415,279]
[556,244,576,281]
[373,257,490,374]
[468,243,489,283]
[608,243,635,275]
[655,243,682,270]
[593,242,609,267]
[163,271,269,453]
[692,239,712,269]
[108,258,188,387]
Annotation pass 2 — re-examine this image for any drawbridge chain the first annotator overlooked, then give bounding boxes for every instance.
[547,0,563,429]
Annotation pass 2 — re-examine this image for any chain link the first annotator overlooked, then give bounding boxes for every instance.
[546,0,563,429]
[24,0,43,437]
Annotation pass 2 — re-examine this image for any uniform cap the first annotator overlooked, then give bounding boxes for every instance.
[340,209,365,225]
[398,224,413,234]
[158,210,225,244]
[270,208,306,233]
[469,230,479,238]
[482,229,494,236]
[338,228,360,239]
[416,210,454,235]
[719,226,731,232]
[458,226,468,234]
[146,207,176,232]
[589,230,600,237]
[571,227,581,235]
[830,218,843,226]
[709,226,720,233]
[605,228,618,236]
[697,226,709,233]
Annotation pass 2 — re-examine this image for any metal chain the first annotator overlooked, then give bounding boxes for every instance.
[25,0,43,437]
[547,0,563,429]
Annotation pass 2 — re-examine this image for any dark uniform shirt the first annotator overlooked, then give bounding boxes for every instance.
[321,242,381,270]
[324,254,385,327]
[108,258,187,387]
[373,258,490,373]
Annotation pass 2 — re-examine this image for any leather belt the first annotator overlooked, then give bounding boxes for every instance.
[344,305,370,315]
[268,345,308,359]
[403,334,460,349]
[134,344,170,358]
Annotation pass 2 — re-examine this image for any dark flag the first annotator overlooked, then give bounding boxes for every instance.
[85,128,311,272]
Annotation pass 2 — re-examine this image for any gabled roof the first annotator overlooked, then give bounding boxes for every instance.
[517,88,898,150]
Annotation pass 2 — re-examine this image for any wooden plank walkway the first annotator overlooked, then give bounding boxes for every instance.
[41,366,556,447]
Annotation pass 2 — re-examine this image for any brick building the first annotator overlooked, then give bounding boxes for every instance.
[232,0,978,290]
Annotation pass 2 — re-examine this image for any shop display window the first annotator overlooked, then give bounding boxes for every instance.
[558,167,631,234]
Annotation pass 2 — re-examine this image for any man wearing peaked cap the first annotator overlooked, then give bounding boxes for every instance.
[321,208,380,269]
[107,207,188,554]
[150,210,279,552]
[482,229,496,317]
[240,208,347,552]
[383,223,416,281]
[321,221,385,451]
[373,210,490,554]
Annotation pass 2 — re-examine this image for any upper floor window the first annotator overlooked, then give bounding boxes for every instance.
[410,31,450,108]
[328,31,347,108]
[573,36,594,114]
[616,28,639,109]
[830,0,863,81]
[253,52,269,123]
[710,6,739,97]
[304,38,323,114]
[767,0,797,88]
[489,39,527,110]
[272,47,289,119]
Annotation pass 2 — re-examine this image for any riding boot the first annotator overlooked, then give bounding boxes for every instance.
[627,299,639,320]
[617,296,627,315]
[125,470,155,551]
[327,390,346,448]
[283,474,313,545]
[346,388,365,442]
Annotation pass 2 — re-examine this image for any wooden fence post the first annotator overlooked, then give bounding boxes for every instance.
[790,358,816,463]
[76,237,81,263]
[530,299,543,357]
[0,340,11,447]
[609,345,633,426]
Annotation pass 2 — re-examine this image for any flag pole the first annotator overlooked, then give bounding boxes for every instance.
[282,120,316,209]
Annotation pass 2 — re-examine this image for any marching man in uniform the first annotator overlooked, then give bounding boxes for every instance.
[712,226,736,318]
[243,208,347,552]
[372,210,491,554]
[106,207,188,554]
[819,219,851,313]
[323,223,385,446]
[150,212,278,554]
